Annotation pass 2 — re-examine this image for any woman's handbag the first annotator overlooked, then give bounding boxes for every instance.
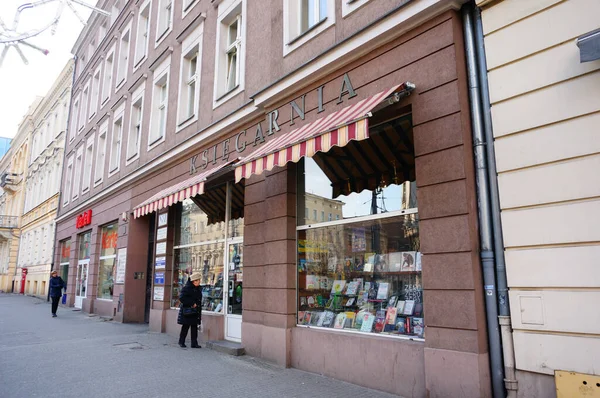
[181,306,198,317]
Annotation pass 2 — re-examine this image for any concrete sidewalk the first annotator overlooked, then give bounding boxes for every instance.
[0,294,400,398]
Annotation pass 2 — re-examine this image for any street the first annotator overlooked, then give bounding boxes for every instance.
[0,294,398,398]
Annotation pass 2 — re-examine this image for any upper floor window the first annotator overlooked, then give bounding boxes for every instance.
[64,154,74,205]
[214,0,246,106]
[69,95,80,142]
[79,82,89,132]
[72,145,83,200]
[111,0,122,25]
[90,65,101,119]
[156,0,173,44]
[127,87,144,163]
[102,46,116,106]
[117,23,132,88]
[178,23,203,129]
[95,120,109,186]
[283,0,334,56]
[82,134,94,193]
[134,0,152,67]
[109,104,125,175]
[149,57,170,149]
[183,0,198,17]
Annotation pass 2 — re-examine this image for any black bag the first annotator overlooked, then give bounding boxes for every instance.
[181,306,198,317]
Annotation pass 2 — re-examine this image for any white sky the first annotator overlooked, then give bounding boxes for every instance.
[0,0,91,138]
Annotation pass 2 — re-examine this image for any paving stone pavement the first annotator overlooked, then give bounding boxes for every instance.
[0,294,400,398]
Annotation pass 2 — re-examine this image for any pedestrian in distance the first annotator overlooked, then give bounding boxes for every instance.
[49,270,66,317]
[177,272,202,348]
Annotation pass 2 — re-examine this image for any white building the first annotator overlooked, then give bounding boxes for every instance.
[17,60,73,298]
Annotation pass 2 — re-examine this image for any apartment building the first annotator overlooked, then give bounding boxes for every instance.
[477,0,600,397]
[55,1,495,395]
[15,60,74,298]
[0,98,40,294]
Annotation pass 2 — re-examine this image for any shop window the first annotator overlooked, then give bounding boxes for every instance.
[78,231,91,260]
[296,111,423,339]
[98,223,118,300]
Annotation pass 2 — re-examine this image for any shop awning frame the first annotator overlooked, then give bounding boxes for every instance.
[132,160,235,219]
[234,82,415,183]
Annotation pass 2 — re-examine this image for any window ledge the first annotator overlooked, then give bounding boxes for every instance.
[288,17,328,46]
[296,324,424,342]
[177,114,196,128]
[215,84,240,103]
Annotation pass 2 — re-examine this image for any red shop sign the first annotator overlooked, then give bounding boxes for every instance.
[101,231,118,250]
[76,210,92,229]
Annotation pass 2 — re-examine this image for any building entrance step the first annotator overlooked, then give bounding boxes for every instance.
[205,340,245,356]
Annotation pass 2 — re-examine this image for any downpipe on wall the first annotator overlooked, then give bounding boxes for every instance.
[462,4,505,398]
[472,6,518,397]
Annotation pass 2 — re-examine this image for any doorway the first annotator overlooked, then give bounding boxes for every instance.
[225,239,243,341]
[144,213,156,323]
[75,259,89,309]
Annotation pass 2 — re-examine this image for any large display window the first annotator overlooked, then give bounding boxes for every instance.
[59,239,71,282]
[296,112,423,339]
[97,223,118,299]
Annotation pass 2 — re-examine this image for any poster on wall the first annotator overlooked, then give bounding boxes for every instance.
[156,227,167,241]
[154,272,165,285]
[158,213,168,227]
[352,228,366,252]
[155,256,166,269]
[115,248,127,284]
[153,286,164,301]
[156,242,166,255]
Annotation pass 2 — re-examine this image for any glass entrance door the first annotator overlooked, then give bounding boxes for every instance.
[225,239,243,341]
[75,259,89,309]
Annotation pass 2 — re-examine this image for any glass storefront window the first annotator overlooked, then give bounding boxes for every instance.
[78,231,91,260]
[97,223,118,300]
[296,112,422,338]
[59,239,71,282]
[172,198,226,311]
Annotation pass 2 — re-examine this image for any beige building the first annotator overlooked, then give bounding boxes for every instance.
[17,60,73,298]
[478,0,600,396]
[0,99,39,293]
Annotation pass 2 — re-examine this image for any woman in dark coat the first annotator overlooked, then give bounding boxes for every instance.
[49,270,66,317]
[177,272,202,348]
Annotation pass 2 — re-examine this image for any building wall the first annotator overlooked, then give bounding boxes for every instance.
[478,0,600,395]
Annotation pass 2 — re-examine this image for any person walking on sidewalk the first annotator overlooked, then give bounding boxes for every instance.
[177,272,202,348]
[49,271,66,317]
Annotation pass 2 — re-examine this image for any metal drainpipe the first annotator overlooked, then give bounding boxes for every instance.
[473,7,518,397]
[462,5,505,398]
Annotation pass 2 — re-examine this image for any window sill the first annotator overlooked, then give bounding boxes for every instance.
[296,324,424,342]
[147,135,165,150]
[287,17,328,46]
[214,84,241,107]
[177,114,196,129]
[93,178,103,188]
[155,28,171,47]
[115,78,126,90]
[183,0,197,15]
[133,55,147,70]
[126,153,139,165]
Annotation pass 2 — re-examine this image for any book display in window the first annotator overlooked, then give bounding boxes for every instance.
[297,214,423,338]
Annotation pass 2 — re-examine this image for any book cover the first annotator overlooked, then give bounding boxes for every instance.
[396,300,405,314]
[327,256,337,273]
[363,262,374,273]
[319,277,332,291]
[300,296,307,307]
[344,257,354,273]
[404,317,412,334]
[303,312,312,325]
[334,313,347,329]
[316,295,326,307]
[356,294,367,307]
[360,313,375,332]
[413,302,423,317]
[316,312,327,327]
[388,295,398,308]
[368,282,378,300]
[388,252,402,272]
[374,313,386,333]
[331,280,346,295]
[376,282,389,300]
[355,310,368,329]
[298,258,306,272]
[401,251,417,272]
[375,254,388,272]
[346,297,356,307]
[340,297,349,307]
[310,312,322,326]
[383,324,396,333]
[412,317,424,337]
[415,252,422,271]
[403,300,415,315]
[307,295,316,308]
[385,307,398,325]
[396,317,406,333]
[306,275,319,290]
[321,311,335,327]
[345,281,360,296]
[298,311,305,324]
[343,312,355,328]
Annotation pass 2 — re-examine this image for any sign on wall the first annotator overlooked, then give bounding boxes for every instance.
[155,256,166,269]
[76,210,92,229]
[156,227,167,241]
[115,248,127,284]
[154,272,165,285]
[156,242,166,255]
[153,286,164,301]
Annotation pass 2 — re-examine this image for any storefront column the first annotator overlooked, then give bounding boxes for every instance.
[120,215,150,323]
[242,165,296,367]
[415,14,492,398]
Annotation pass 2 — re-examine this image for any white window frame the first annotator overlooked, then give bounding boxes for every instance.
[82,134,94,193]
[148,56,170,150]
[213,0,246,108]
[283,0,335,57]
[72,145,83,201]
[155,0,174,47]
[134,0,152,69]
[89,65,102,120]
[109,103,126,177]
[341,0,370,17]
[177,22,203,130]
[79,81,90,133]
[126,85,145,164]
[102,45,116,107]
[94,120,109,186]
[182,0,198,18]
[69,94,80,142]
[63,154,74,205]
[116,22,132,89]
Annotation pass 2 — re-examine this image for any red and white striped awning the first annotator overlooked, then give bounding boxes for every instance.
[234,83,413,183]
[133,161,232,219]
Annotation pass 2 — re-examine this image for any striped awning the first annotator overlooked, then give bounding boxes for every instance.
[133,161,233,219]
[234,83,414,182]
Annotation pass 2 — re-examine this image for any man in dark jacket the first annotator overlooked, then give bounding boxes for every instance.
[49,270,66,317]
[177,272,202,348]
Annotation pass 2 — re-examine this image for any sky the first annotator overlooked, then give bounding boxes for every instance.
[0,0,92,138]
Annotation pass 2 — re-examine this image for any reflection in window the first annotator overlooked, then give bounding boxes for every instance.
[98,224,118,299]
